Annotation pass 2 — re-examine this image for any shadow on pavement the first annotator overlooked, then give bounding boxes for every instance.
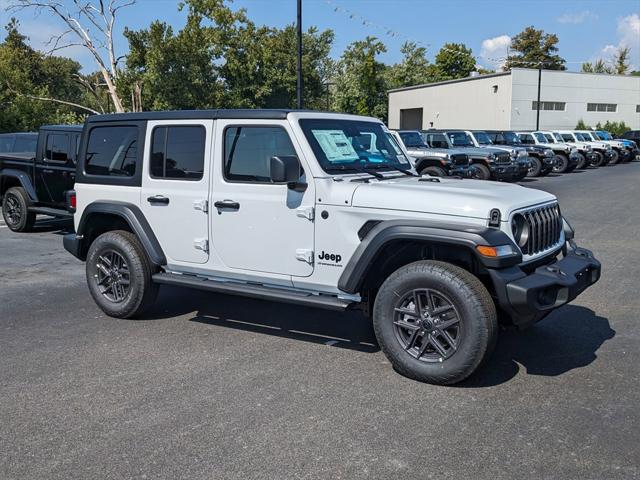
[460,305,614,388]
[145,285,379,353]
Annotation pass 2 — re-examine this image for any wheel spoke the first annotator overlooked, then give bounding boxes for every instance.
[413,291,424,316]
[405,328,422,351]
[393,319,420,330]
[394,306,419,318]
[425,289,436,313]
[439,329,458,351]
[428,334,448,358]
[98,255,113,269]
[96,263,110,277]
[432,304,454,316]
[438,316,461,330]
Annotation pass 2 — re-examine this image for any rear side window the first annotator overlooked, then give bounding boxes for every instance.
[85,126,138,177]
[45,134,69,162]
[224,126,296,183]
[14,135,37,153]
[150,126,206,180]
[0,135,14,153]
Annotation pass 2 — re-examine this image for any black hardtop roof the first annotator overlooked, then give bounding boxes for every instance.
[0,131,37,136]
[39,124,83,132]
[85,109,313,123]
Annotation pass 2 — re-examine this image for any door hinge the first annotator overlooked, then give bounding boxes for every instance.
[194,238,209,253]
[295,249,314,264]
[296,206,314,221]
[193,199,209,213]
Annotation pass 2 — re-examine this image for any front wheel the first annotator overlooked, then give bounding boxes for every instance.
[527,158,542,177]
[608,150,619,165]
[574,152,586,169]
[552,154,569,173]
[373,261,498,385]
[472,163,491,180]
[420,166,447,177]
[590,151,604,167]
[86,230,158,319]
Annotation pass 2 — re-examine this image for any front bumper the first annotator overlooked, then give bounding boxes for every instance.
[490,163,520,180]
[489,243,601,328]
[448,165,470,177]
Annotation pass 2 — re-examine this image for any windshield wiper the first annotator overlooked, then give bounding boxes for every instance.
[325,164,384,179]
[367,164,418,177]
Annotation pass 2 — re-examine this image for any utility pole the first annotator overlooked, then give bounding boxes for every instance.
[296,0,303,109]
[535,64,542,130]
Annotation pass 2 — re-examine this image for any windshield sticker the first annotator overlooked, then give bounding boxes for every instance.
[312,130,360,162]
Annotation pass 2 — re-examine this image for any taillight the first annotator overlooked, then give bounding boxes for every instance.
[70,192,77,209]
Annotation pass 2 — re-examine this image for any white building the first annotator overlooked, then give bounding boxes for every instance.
[387,68,640,131]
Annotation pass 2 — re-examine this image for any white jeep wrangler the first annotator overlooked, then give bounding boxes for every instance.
[64,110,601,385]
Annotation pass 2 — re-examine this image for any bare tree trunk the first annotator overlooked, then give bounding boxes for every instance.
[9,0,136,113]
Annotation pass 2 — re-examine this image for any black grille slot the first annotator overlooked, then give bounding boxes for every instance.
[522,204,562,255]
[495,153,511,164]
[451,154,469,165]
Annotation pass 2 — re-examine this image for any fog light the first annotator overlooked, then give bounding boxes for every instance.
[537,288,558,306]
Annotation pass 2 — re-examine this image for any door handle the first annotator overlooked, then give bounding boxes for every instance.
[147,195,170,205]
[214,200,240,211]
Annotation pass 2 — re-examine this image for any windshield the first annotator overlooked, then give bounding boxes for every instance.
[553,132,564,142]
[447,131,473,147]
[399,131,427,148]
[299,119,410,173]
[543,134,555,143]
[581,132,595,141]
[473,132,493,145]
[502,131,521,144]
[575,133,588,141]
[533,132,548,143]
[597,131,612,140]
[422,132,450,149]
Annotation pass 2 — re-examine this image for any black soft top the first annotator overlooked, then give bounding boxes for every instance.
[85,109,302,124]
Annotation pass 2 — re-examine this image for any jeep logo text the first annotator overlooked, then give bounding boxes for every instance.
[318,251,342,263]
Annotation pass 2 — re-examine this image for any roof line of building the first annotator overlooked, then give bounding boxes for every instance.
[387,71,511,93]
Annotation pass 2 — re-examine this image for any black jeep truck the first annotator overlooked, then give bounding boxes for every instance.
[485,130,555,177]
[0,125,82,232]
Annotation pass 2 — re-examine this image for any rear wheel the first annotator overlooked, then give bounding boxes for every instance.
[86,230,158,318]
[420,166,447,177]
[373,261,498,385]
[552,154,569,173]
[527,158,542,177]
[2,187,35,232]
[590,151,604,167]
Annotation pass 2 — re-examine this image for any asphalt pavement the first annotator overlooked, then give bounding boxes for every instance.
[1,163,639,479]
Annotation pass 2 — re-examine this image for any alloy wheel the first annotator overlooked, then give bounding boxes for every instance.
[393,288,463,362]
[94,250,131,303]
[4,194,22,226]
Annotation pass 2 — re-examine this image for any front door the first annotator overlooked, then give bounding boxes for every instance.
[141,120,212,265]
[211,120,315,277]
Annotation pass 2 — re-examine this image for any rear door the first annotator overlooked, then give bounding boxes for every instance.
[140,120,212,265]
[36,131,75,206]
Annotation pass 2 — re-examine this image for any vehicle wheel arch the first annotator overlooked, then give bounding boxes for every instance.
[0,170,37,201]
[75,201,166,266]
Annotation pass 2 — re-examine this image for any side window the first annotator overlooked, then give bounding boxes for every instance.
[150,126,206,180]
[520,134,534,144]
[45,134,69,162]
[14,135,37,153]
[85,126,138,177]
[224,126,297,183]
[0,135,14,153]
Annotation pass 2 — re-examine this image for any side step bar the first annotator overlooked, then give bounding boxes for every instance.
[152,272,353,311]
[28,207,74,218]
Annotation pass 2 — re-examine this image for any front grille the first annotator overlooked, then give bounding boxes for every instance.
[451,153,469,166]
[520,204,563,255]
[495,153,511,164]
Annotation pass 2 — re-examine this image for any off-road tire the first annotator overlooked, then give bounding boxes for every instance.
[527,158,542,177]
[86,230,158,319]
[420,166,447,177]
[472,163,491,180]
[2,187,35,232]
[574,152,586,169]
[552,154,569,173]
[590,151,604,167]
[608,150,619,165]
[373,260,498,385]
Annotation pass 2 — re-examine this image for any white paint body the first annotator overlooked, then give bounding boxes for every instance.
[74,112,561,297]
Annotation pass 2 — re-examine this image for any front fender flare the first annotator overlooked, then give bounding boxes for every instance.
[337,220,520,294]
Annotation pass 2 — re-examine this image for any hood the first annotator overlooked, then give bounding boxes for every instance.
[457,146,504,157]
[350,176,556,220]
[405,146,469,159]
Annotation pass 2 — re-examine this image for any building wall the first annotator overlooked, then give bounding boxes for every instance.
[387,73,513,130]
[387,68,640,131]
[510,68,640,130]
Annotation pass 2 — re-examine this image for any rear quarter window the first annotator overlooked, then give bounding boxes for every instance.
[85,126,138,177]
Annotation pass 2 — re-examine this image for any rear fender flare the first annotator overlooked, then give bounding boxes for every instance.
[0,169,37,201]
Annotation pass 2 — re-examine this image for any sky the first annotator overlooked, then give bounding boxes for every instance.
[0,0,639,73]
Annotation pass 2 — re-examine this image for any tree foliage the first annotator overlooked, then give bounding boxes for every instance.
[581,47,632,75]
[505,26,566,70]
[434,43,476,79]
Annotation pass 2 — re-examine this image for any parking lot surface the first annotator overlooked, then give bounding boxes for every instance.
[1,164,639,480]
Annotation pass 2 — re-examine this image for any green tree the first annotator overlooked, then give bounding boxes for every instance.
[332,36,388,120]
[434,43,477,80]
[386,41,440,89]
[581,59,612,74]
[575,119,590,130]
[505,26,566,70]
[0,18,89,132]
[596,120,630,137]
[613,46,630,75]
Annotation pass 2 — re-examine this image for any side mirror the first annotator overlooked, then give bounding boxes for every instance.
[270,156,307,192]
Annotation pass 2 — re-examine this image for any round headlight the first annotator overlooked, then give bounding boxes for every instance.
[511,214,529,249]
[487,153,495,160]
